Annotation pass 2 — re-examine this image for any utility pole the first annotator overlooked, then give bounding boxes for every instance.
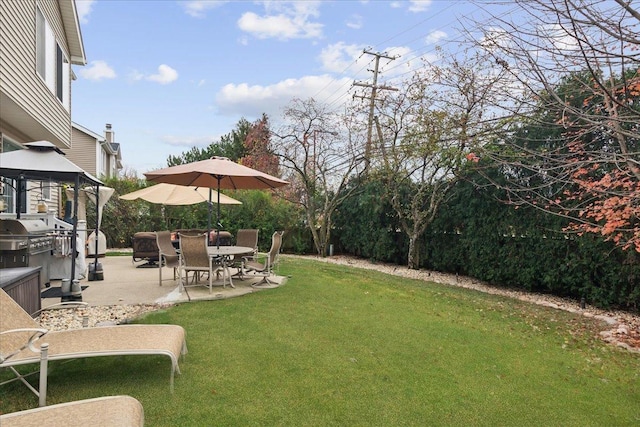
[353,49,398,168]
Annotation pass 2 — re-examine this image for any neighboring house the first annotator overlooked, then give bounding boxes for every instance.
[0,0,85,215]
[64,123,123,180]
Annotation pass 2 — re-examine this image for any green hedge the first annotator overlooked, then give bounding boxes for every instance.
[334,176,640,311]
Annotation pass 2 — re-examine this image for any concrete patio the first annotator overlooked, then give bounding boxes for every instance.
[42,254,286,309]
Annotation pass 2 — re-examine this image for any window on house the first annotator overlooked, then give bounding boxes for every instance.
[36,7,70,110]
[101,149,108,177]
[41,180,52,201]
[36,8,46,78]
[56,44,63,101]
[62,55,70,109]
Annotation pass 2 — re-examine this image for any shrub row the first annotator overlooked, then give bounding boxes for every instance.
[334,178,640,311]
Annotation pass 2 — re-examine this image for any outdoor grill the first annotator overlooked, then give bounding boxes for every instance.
[0,218,54,288]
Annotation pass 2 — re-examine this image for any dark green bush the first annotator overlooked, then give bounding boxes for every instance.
[334,174,639,311]
[333,178,407,264]
[424,178,640,311]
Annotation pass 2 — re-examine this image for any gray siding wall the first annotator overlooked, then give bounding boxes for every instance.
[0,0,72,147]
[66,126,98,176]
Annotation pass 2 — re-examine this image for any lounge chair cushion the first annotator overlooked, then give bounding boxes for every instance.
[0,289,187,406]
[7,324,186,367]
[0,395,144,426]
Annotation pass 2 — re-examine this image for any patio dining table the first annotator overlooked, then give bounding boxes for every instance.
[207,246,254,288]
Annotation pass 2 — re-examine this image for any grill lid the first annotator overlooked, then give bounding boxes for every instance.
[0,219,54,235]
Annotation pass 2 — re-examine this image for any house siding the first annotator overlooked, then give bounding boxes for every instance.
[0,0,72,147]
[26,180,59,214]
[66,126,98,176]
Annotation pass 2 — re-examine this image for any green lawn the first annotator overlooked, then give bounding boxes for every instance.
[2,257,639,426]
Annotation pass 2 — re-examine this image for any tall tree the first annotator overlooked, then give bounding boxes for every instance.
[240,114,280,177]
[274,98,366,256]
[463,0,640,250]
[373,50,510,269]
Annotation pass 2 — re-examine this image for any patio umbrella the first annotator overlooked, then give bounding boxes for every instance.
[144,156,288,247]
[119,183,242,206]
[120,183,241,234]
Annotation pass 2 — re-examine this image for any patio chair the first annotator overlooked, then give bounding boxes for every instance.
[131,232,160,267]
[156,230,180,286]
[178,233,223,293]
[235,229,259,257]
[0,395,144,426]
[0,289,187,407]
[231,229,259,278]
[241,231,284,286]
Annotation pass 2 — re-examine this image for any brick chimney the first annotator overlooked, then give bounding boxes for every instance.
[105,123,114,143]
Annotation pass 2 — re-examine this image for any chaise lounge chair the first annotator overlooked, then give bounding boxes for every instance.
[0,395,144,426]
[0,289,187,407]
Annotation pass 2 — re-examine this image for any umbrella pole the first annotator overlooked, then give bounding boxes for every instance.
[217,176,221,249]
[16,175,23,219]
[94,185,100,273]
[64,175,80,302]
[207,188,212,246]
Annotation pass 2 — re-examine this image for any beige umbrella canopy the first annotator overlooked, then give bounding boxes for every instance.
[144,156,289,246]
[119,183,241,206]
[144,156,289,190]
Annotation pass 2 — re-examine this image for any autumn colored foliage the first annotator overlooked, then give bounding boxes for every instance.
[565,164,640,252]
[558,76,640,252]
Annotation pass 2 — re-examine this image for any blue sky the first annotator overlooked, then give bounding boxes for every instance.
[72,0,497,175]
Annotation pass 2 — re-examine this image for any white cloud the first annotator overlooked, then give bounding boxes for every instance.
[346,14,363,30]
[78,60,116,81]
[237,1,323,40]
[147,65,179,84]
[390,0,432,13]
[319,42,432,81]
[215,74,353,117]
[408,0,432,13]
[425,30,447,45]
[182,0,228,18]
[74,0,95,24]
[128,70,145,83]
[319,42,364,74]
[478,27,512,53]
[378,46,422,77]
[543,23,579,52]
[126,65,178,84]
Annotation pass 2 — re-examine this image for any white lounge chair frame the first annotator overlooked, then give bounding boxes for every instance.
[0,395,144,426]
[0,289,187,407]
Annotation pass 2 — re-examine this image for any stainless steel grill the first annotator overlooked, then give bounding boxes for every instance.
[0,219,55,288]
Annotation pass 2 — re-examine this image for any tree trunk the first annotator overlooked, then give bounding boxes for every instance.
[407,235,419,270]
